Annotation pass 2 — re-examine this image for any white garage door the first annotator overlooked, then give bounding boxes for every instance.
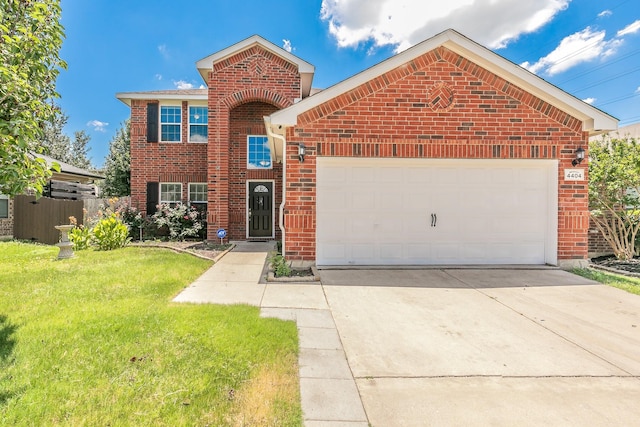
[316,157,557,266]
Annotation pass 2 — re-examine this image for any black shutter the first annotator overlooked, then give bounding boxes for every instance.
[146,182,159,215]
[147,103,158,143]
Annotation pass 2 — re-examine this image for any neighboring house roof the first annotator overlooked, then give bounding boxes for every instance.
[116,89,207,106]
[268,29,618,135]
[195,34,316,99]
[39,154,104,183]
[590,122,640,140]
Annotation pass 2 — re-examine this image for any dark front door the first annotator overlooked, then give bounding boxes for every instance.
[248,182,273,238]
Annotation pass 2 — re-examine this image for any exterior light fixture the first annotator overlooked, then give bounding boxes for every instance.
[298,143,306,162]
[572,147,585,166]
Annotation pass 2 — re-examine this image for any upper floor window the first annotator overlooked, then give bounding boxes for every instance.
[160,106,181,142]
[160,183,182,205]
[189,106,208,143]
[247,135,272,169]
[0,194,8,219]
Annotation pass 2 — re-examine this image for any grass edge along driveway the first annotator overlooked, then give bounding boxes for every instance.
[0,242,301,426]
[574,267,640,296]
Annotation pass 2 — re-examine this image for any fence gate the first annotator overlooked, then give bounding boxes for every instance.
[13,195,84,244]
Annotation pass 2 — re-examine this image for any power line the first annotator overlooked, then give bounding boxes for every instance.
[571,66,640,93]
[596,91,640,107]
[512,0,634,63]
[555,48,640,85]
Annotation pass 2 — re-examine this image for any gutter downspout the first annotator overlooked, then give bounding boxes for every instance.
[264,117,287,257]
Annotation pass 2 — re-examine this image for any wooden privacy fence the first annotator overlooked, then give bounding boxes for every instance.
[13,195,84,244]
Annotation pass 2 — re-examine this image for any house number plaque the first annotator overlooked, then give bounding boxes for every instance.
[564,169,585,181]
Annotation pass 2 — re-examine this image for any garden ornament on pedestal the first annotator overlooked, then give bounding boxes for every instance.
[55,224,75,259]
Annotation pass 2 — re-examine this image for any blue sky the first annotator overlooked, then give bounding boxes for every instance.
[57,0,640,168]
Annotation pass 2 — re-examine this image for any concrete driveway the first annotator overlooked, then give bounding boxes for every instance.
[320,268,640,426]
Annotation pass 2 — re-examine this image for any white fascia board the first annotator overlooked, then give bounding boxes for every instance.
[116,92,208,106]
[270,29,617,133]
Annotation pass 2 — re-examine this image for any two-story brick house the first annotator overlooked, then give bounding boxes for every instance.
[118,29,617,268]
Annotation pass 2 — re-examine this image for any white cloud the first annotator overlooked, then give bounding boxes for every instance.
[158,44,170,60]
[87,120,109,132]
[636,86,640,93]
[320,0,569,52]
[520,27,621,75]
[155,74,162,81]
[617,20,640,37]
[282,39,293,53]
[582,97,596,104]
[173,80,194,89]
[598,10,612,18]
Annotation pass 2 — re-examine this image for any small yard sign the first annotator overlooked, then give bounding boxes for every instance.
[216,228,227,244]
[564,168,585,181]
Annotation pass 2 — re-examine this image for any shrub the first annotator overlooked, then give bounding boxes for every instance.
[119,205,144,240]
[69,225,92,250]
[92,213,130,251]
[68,215,92,251]
[270,254,292,277]
[152,204,203,241]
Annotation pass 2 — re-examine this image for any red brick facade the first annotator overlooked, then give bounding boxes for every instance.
[121,32,615,266]
[130,99,208,212]
[127,44,301,241]
[205,45,300,240]
[282,46,589,262]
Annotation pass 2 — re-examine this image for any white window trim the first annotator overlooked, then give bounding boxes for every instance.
[188,182,207,205]
[247,134,272,170]
[159,182,183,204]
[188,104,208,144]
[160,104,182,143]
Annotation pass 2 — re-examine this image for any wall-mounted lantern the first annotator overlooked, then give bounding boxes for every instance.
[572,147,586,166]
[298,143,306,162]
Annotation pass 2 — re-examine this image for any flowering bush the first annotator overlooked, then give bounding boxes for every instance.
[92,213,130,250]
[68,215,92,250]
[119,205,144,240]
[152,204,203,240]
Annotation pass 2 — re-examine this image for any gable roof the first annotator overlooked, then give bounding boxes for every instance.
[195,35,315,98]
[268,29,617,135]
[39,154,104,182]
[116,89,207,106]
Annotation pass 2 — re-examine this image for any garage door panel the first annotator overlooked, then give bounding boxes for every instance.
[321,190,349,211]
[380,243,403,260]
[378,191,403,211]
[351,243,375,261]
[406,243,432,260]
[316,158,556,266]
[377,167,403,183]
[352,192,375,210]
[319,243,346,263]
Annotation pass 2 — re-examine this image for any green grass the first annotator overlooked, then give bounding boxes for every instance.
[573,268,640,296]
[0,242,301,426]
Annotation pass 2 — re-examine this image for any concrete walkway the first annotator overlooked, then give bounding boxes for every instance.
[173,241,366,426]
[174,242,640,426]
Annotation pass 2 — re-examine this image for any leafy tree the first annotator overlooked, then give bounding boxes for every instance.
[40,107,94,169]
[589,135,640,260]
[41,106,71,159]
[102,120,130,196]
[0,0,66,196]
[70,130,92,170]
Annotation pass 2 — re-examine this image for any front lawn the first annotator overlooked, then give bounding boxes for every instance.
[0,242,301,426]
[573,267,640,296]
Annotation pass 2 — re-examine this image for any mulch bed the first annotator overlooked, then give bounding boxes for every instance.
[590,255,640,275]
[132,241,233,261]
